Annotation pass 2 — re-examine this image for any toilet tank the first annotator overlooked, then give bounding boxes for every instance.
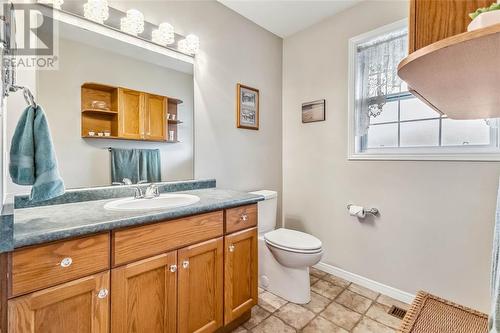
[249,190,278,234]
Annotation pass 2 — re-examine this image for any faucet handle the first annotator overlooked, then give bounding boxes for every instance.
[134,187,144,199]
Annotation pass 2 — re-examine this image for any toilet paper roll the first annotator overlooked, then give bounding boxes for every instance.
[349,205,365,218]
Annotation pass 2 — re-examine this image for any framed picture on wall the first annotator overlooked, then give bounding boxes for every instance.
[237,83,259,130]
[302,99,326,123]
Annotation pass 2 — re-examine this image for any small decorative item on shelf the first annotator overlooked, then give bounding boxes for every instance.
[88,130,95,136]
[91,100,108,110]
[97,132,104,137]
[167,113,171,120]
[468,1,500,31]
[169,130,175,141]
[172,114,176,121]
[236,83,259,130]
[120,9,145,36]
[104,130,111,137]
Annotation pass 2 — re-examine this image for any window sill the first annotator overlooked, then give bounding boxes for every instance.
[348,152,500,162]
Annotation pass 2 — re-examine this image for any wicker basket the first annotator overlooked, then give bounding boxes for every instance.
[398,291,488,333]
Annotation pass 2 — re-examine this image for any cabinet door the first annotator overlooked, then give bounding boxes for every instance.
[118,88,144,139]
[111,252,177,333]
[410,0,492,52]
[178,238,223,333]
[8,271,109,333]
[224,228,258,324]
[144,94,166,141]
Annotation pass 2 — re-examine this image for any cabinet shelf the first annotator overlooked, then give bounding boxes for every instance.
[398,23,500,120]
[168,119,183,124]
[82,135,180,143]
[82,108,118,115]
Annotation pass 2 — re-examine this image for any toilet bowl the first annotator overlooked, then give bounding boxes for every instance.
[250,190,323,304]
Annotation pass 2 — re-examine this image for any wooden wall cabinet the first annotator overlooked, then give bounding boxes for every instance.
[4,205,258,333]
[81,83,181,143]
[409,0,492,53]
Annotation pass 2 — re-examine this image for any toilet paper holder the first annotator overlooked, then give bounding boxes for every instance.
[347,204,379,216]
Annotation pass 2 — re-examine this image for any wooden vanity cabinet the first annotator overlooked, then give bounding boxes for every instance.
[8,271,110,333]
[111,252,177,333]
[5,204,258,333]
[224,228,258,325]
[178,238,224,333]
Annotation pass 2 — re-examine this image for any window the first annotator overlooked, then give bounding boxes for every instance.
[348,20,500,161]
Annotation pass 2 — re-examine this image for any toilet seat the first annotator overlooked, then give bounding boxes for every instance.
[264,228,322,254]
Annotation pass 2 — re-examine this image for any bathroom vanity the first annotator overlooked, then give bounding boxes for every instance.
[0,182,262,333]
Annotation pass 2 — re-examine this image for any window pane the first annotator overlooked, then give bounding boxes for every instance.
[400,120,439,147]
[367,123,398,148]
[370,101,398,124]
[400,98,440,121]
[442,119,491,146]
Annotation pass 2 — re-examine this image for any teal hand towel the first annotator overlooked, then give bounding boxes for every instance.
[111,148,140,184]
[139,149,161,183]
[111,148,161,184]
[9,105,65,202]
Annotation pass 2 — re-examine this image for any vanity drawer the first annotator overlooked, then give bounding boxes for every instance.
[10,233,110,297]
[112,210,224,266]
[225,204,257,234]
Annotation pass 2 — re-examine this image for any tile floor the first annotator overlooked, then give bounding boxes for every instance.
[233,267,411,333]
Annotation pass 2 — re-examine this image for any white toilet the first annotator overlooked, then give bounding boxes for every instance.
[250,190,323,304]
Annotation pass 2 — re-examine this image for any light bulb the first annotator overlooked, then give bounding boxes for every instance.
[186,34,199,54]
[178,39,189,54]
[120,9,145,36]
[152,22,175,46]
[39,0,64,10]
[83,0,109,24]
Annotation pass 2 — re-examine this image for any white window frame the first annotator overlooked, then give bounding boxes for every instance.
[347,19,500,161]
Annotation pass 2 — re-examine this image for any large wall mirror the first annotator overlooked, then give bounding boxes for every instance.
[6,5,195,194]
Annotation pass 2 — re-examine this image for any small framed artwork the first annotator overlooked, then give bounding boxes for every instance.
[237,83,259,130]
[302,99,326,123]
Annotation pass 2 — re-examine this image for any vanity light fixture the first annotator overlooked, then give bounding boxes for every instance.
[83,0,109,24]
[120,9,145,36]
[178,38,189,54]
[186,34,200,55]
[39,0,64,10]
[152,22,175,46]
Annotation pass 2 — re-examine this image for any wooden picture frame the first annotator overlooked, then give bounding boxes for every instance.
[302,99,326,123]
[236,84,259,130]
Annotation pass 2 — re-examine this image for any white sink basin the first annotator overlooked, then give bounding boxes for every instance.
[104,193,200,211]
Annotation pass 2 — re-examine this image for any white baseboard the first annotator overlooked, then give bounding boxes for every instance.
[314,262,415,305]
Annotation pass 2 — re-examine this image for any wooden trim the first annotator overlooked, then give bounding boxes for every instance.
[408,0,416,53]
[236,83,259,130]
[0,254,7,333]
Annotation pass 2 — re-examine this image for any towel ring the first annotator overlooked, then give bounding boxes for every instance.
[9,85,37,108]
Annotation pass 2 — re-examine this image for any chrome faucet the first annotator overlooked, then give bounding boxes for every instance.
[134,186,144,199]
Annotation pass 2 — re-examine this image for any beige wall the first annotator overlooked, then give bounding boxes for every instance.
[282,0,499,311]
[110,1,283,217]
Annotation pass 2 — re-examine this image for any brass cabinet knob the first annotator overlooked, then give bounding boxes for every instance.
[229,245,235,252]
[182,260,189,269]
[240,214,248,222]
[169,265,177,272]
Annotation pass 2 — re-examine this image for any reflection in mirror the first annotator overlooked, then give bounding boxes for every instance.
[30,17,194,189]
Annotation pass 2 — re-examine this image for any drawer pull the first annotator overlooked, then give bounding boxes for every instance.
[169,264,177,273]
[240,214,248,222]
[182,260,189,269]
[97,288,109,299]
[229,245,235,252]
[60,257,73,268]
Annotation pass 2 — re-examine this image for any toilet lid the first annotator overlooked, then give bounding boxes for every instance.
[264,228,322,252]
